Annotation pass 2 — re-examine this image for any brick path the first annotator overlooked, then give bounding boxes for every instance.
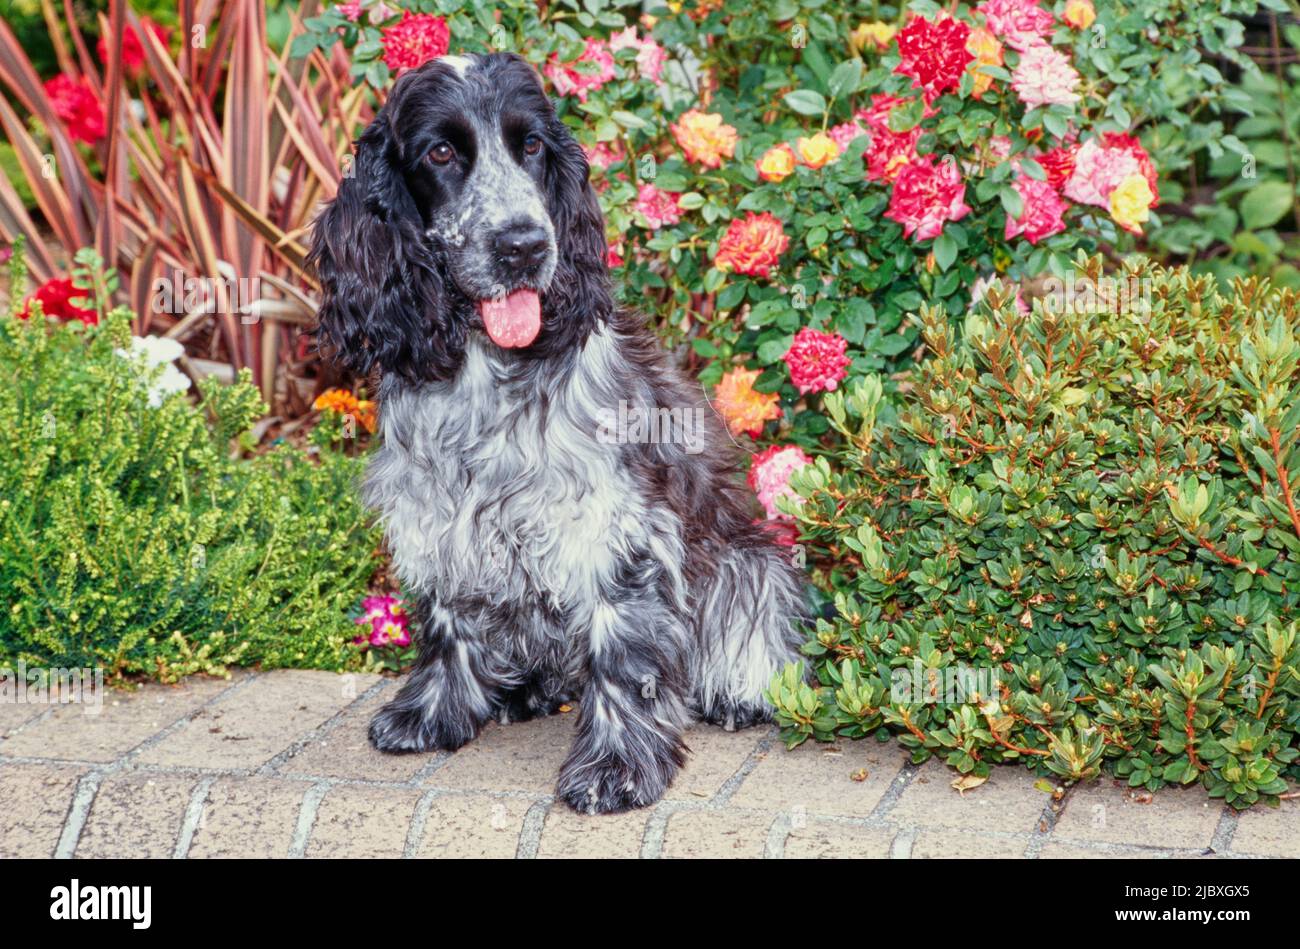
[0,670,1295,858]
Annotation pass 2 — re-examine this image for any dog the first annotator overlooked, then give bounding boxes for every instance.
[308,52,808,814]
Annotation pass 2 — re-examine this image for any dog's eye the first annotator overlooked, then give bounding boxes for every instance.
[523,134,543,156]
[428,143,455,166]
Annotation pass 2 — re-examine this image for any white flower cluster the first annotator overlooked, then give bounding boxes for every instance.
[115,335,191,408]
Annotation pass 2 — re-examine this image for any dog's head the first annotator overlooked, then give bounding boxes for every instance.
[309,53,611,382]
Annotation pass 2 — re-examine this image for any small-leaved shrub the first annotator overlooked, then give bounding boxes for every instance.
[772,255,1300,808]
[0,248,381,681]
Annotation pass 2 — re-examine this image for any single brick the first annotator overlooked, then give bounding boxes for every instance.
[305,785,423,859]
[661,809,771,858]
[0,763,85,857]
[76,772,197,858]
[417,794,535,858]
[537,804,648,859]
[187,777,307,858]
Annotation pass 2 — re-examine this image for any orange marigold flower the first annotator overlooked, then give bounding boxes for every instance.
[714,212,789,278]
[671,109,737,168]
[795,132,842,169]
[755,143,797,182]
[714,367,782,437]
[314,388,377,433]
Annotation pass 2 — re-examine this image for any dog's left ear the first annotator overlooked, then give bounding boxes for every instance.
[543,117,613,324]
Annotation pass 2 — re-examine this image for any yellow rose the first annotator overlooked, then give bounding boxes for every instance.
[1109,174,1155,234]
[1063,0,1097,30]
[795,132,842,170]
[966,27,1004,98]
[850,21,897,54]
[755,143,797,182]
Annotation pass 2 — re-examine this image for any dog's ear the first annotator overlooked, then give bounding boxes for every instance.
[542,116,614,326]
[309,116,458,382]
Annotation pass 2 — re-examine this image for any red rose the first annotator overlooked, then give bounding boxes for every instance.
[21,278,98,325]
[894,15,975,103]
[43,74,106,144]
[381,12,450,73]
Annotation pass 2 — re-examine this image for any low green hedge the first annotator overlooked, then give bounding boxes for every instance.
[773,255,1300,809]
[0,249,380,681]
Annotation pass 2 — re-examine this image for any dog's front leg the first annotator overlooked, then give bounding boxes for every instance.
[369,597,499,754]
[556,567,691,814]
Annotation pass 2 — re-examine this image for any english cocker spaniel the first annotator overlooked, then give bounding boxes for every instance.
[309,52,807,814]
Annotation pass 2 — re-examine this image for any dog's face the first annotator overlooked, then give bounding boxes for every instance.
[309,53,611,382]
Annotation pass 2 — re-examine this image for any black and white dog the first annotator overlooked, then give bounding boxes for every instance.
[309,52,807,813]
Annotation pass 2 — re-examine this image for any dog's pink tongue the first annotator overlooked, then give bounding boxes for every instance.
[479,290,541,348]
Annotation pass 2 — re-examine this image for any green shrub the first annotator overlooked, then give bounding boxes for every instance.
[0,250,381,681]
[773,254,1300,808]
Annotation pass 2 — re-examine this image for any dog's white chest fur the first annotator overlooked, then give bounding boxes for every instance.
[366,329,648,608]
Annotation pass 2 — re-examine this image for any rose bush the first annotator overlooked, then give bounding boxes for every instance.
[298,0,1277,458]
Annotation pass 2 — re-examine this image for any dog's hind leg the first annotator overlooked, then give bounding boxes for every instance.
[555,560,693,814]
[369,597,510,753]
[692,540,808,730]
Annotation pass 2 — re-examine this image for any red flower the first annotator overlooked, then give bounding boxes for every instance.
[381,12,450,72]
[1101,132,1160,207]
[894,15,975,103]
[865,126,921,183]
[885,155,972,242]
[633,183,683,230]
[21,278,98,325]
[43,74,106,144]
[1037,143,1078,191]
[784,327,851,395]
[96,18,169,77]
[714,212,788,278]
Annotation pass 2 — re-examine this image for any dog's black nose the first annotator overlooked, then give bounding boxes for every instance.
[493,222,550,269]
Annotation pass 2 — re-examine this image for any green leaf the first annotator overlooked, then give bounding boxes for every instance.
[932,233,958,271]
[1239,180,1295,230]
[784,89,828,117]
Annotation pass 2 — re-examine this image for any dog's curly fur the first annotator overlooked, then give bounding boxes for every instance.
[308,52,808,814]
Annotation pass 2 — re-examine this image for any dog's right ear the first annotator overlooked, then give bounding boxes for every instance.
[309,116,455,382]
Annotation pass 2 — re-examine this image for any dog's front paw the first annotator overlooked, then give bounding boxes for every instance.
[556,750,678,815]
[368,701,478,754]
[699,698,773,732]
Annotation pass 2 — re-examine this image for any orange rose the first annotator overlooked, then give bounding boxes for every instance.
[1063,0,1096,30]
[714,367,781,437]
[966,26,1004,98]
[714,212,789,278]
[795,132,842,169]
[671,109,737,168]
[755,143,797,182]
